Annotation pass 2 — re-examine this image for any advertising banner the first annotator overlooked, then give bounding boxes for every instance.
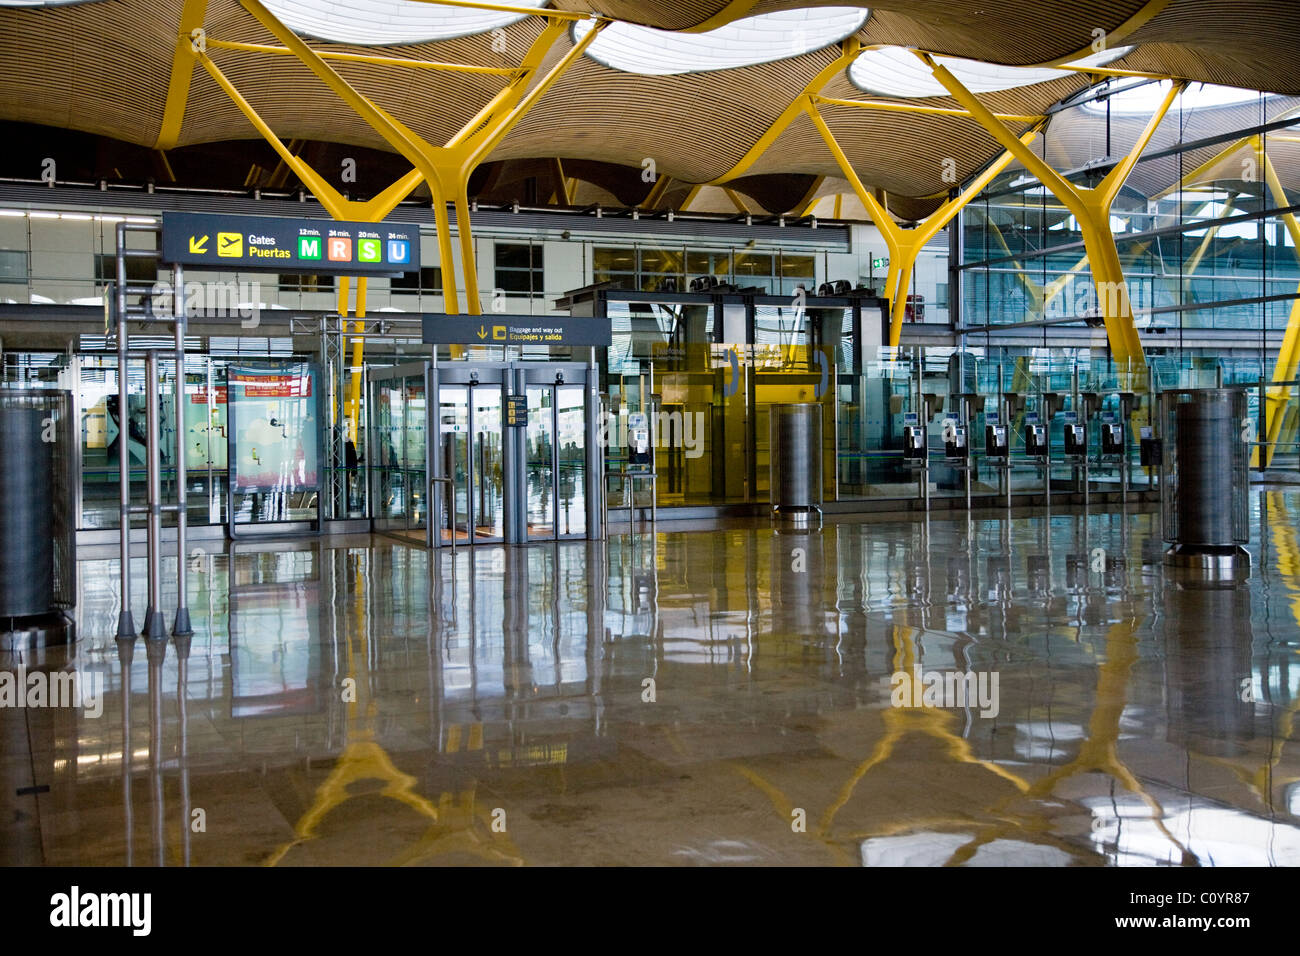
[184,381,227,470]
[227,365,320,492]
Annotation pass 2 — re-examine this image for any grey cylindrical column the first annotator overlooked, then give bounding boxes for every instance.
[115,222,135,638]
[0,405,54,616]
[501,370,522,544]
[426,362,439,550]
[586,349,602,541]
[1175,393,1237,546]
[770,403,822,515]
[173,263,192,636]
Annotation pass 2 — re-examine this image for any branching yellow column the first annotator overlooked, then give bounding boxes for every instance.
[1256,139,1300,467]
[195,5,600,432]
[805,99,1039,347]
[708,39,860,187]
[239,0,603,315]
[917,49,1185,378]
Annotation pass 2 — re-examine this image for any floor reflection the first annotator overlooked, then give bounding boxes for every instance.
[3,493,1299,865]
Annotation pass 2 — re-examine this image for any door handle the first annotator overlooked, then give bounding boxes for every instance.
[429,475,456,555]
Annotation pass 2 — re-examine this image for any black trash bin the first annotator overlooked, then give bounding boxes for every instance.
[0,388,76,649]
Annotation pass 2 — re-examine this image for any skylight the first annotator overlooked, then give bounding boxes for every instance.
[1082,80,1266,113]
[259,0,548,47]
[573,8,870,77]
[849,44,1132,98]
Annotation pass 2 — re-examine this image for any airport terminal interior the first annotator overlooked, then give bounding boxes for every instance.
[1,0,1299,867]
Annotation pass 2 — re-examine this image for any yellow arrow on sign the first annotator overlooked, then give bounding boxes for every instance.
[189,235,208,254]
[477,325,487,340]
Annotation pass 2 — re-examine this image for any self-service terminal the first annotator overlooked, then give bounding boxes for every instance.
[903,413,926,462]
[1025,415,1048,458]
[985,413,1009,459]
[943,418,968,459]
[1063,411,1087,458]
[1100,418,1124,456]
[627,412,652,468]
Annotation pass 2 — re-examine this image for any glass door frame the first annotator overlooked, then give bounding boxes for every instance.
[520,364,592,542]
[429,363,510,549]
[430,361,599,548]
[367,360,428,541]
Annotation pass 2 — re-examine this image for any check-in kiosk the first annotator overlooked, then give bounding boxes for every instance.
[903,414,926,461]
[1025,415,1048,457]
[997,387,1026,511]
[627,412,651,467]
[944,409,972,512]
[1100,390,1137,504]
[986,414,1009,459]
[1024,411,1049,508]
[943,418,968,459]
[1063,413,1087,458]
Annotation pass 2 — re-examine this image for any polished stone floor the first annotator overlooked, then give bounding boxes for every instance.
[4,494,1300,866]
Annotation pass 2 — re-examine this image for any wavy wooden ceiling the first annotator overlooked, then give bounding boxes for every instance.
[0,0,1296,219]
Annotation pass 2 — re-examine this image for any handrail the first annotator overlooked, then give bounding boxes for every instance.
[606,469,658,539]
[429,475,456,556]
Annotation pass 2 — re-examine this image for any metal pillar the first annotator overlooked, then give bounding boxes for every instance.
[587,347,604,541]
[172,264,192,636]
[142,349,167,641]
[115,224,136,638]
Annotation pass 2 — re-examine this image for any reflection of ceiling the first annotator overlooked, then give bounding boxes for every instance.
[0,0,1296,219]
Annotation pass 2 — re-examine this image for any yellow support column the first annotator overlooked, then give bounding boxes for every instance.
[346,278,368,443]
[233,3,600,320]
[1257,140,1300,467]
[805,99,1038,347]
[917,49,1184,379]
[196,7,598,417]
[708,39,860,186]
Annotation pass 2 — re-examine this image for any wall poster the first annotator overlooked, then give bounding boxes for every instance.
[227,364,320,493]
[185,379,228,470]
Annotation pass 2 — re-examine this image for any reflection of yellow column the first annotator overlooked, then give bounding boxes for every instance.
[266,553,522,867]
[1197,492,1300,802]
[727,612,1194,864]
[725,623,1030,865]
[954,617,1190,865]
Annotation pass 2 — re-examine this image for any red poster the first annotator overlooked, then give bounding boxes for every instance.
[230,372,312,398]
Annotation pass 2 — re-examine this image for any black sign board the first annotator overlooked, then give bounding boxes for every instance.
[505,394,528,427]
[422,314,612,347]
[161,212,421,276]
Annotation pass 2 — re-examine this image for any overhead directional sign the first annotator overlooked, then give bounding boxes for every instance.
[161,212,421,276]
[422,314,612,347]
